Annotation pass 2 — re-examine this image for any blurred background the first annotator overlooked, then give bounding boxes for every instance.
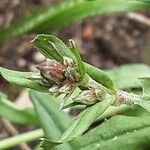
[0,0,150,149]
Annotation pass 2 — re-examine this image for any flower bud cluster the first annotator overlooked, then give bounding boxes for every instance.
[35,57,110,106]
[36,59,65,85]
[73,89,106,105]
[36,58,79,94]
[73,77,107,105]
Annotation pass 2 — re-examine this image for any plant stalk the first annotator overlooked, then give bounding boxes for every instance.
[1,118,31,150]
[0,129,44,150]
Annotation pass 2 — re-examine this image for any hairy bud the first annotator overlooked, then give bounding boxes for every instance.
[36,59,66,85]
[73,90,98,105]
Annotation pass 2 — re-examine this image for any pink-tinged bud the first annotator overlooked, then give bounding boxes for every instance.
[36,59,66,85]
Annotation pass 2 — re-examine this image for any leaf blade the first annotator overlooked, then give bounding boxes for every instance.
[75,116,150,150]
[0,67,47,92]
[106,64,150,89]
[85,63,116,91]
[59,96,114,142]
[29,90,75,150]
[69,40,86,81]
[0,0,150,40]
[0,92,38,125]
[139,77,150,99]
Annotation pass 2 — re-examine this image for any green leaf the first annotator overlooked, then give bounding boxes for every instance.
[121,105,150,117]
[85,63,116,91]
[63,102,86,109]
[140,77,150,99]
[59,96,114,142]
[0,67,48,92]
[0,0,150,40]
[29,90,71,139]
[0,92,38,125]
[96,105,150,123]
[135,0,150,3]
[137,98,150,112]
[41,106,150,149]
[33,34,75,62]
[106,64,150,89]
[33,34,115,91]
[29,90,75,150]
[69,40,86,81]
[33,35,64,63]
[62,87,83,108]
[132,77,150,112]
[74,115,150,150]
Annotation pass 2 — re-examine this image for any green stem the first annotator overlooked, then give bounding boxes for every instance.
[0,129,44,150]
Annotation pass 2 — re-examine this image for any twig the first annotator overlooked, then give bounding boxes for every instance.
[127,12,150,26]
[1,118,32,150]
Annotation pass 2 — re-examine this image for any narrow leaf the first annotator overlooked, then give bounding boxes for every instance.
[29,90,75,150]
[0,92,38,125]
[0,0,150,40]
[121,105,150,117]
[33,34,75,62]
[137,98,150,112]
[69,40,86,81]
[135,0,150,3]
[85,63,116,91]
[41,106,150,149]
[106,64,150,89]
[139,77,150,99]
[75,116,150,150]
[59,96,114,142]
[33,35,64,63]
[0,67,47,92]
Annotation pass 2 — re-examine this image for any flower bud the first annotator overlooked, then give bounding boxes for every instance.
[36,59,66,85]
[63,56,80,82]
[63,56,75,68]
[73,90,98,105]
